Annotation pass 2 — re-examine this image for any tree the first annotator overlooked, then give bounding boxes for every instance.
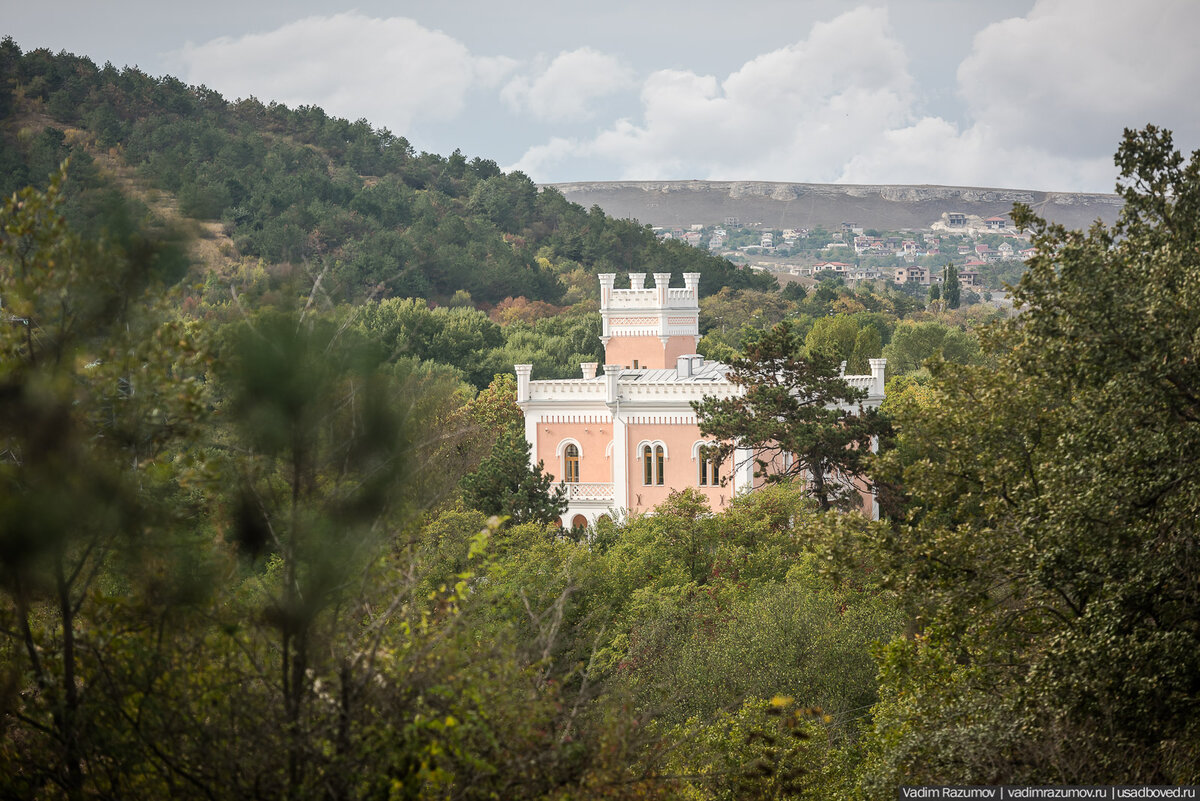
[942,262,960,308]
[804,314,859,362]
[848,325,883,374]
[0,165,213,799]
[212,309,471,796]
[859,126,1200,785]
[693,321,887,511]
[700,287,794,338]
[460,424,567,526]
[928,282,940,305]
[881,320,979,376]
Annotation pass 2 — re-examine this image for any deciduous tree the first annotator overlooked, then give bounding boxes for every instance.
[861,126,1200,785]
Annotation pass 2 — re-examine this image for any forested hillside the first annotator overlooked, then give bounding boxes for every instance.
[2,37,1199,801]
[0,39,766,309]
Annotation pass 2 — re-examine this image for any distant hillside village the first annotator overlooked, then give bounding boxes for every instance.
[654,210,1035,299]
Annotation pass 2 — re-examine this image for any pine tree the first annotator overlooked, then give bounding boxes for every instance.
[461,425,567,525]
[693,321,887,511]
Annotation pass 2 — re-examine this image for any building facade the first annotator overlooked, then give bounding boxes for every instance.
[514,272,887,529]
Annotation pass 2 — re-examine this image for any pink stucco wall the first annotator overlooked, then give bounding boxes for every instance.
[535,420,874,518]
[625,422,732,514]
[662,336,700,369]
[605,336,666,369]
[536,422,612,484]
[604,334,698,370]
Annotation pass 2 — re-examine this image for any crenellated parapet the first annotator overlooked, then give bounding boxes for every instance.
[598,272,701,369]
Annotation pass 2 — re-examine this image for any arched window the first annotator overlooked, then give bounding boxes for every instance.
[693,441,721,487]
[571,514,588,530]
[639,440,668,485]
[564,443,580,483]
[698,456,721,486]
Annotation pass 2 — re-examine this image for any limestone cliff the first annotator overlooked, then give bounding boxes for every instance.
[545,180,1122,231]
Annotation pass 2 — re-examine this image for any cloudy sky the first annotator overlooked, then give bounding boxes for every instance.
[5,0,1200,193]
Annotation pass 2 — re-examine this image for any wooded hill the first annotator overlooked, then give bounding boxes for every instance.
[0,40,769,310]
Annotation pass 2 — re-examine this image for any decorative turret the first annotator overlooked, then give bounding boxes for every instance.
[515,363,533,402]
[598,272,701,369]
[868,358,887,398]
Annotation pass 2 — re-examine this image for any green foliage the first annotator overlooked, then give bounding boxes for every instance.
[5,44,775,311]
[357,297,505,388]
[860,127,1200,784]
[805,315,860,362]
[848,325,883,374]
[460,425,567,526]
[462,482,901,798]
[487,303,604,382]
[942,262,961,308]
[700,286,794,343]
[694,321,889,511]
[881,320,979,376]
[0,164,207,799]
[654,698,829,801]
[616,550,900,729]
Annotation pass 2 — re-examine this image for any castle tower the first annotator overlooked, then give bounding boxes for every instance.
[598,272,701,370]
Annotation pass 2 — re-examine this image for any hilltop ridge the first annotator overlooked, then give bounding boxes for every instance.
[547,180,1123,231]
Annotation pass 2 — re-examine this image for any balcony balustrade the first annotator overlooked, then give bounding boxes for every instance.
[559,482,615,501]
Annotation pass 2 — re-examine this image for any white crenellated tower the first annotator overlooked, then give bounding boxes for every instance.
[598,272,701,370]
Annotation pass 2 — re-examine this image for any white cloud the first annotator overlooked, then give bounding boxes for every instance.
[165,2,1200,192]
[836,117,1115,192]
[957,0,1200,160]
[838,0,1200,191]
[511,0,1200,192]
[175,13,516,133]
[848,0,1200,191]
[509,6,916,181]
[501,48,634,122]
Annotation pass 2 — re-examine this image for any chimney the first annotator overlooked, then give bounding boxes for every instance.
[628,272,646,290]
[676,355,693,378]
[581,362,598,380]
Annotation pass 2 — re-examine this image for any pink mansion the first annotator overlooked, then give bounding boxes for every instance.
[514,272,887,529]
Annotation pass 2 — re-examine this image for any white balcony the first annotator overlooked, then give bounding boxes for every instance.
[559,482,615,501]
